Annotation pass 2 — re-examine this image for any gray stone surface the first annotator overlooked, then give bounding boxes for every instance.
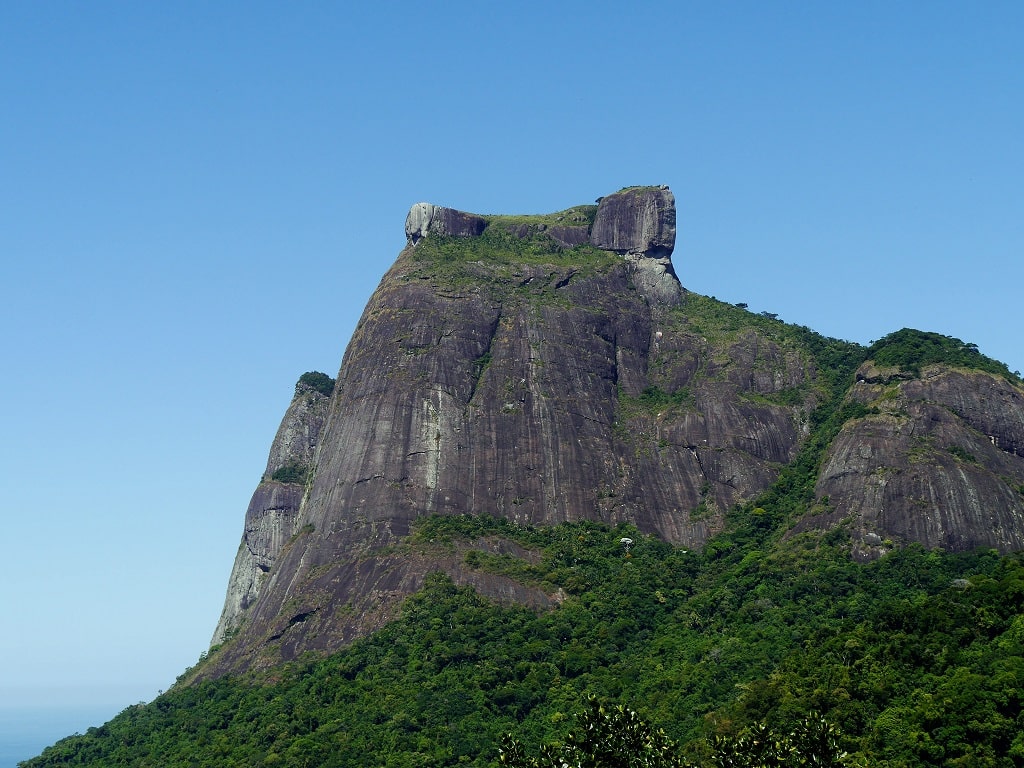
[804,365,1024,559]
[625,253,683,304]
[206,221,821,674]
[589,186,676,258]
[404,202,487,243]
[211,378,332,644]
[206,190,1024,677]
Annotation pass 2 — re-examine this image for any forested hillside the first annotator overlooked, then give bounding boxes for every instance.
[25,510,1024,766]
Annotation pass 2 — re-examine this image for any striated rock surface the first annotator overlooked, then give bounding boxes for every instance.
[590,186,676,258]
[405,202,487,243]
[208,189,1024,677]
[207,190,823,675]
[211,376,332,643]
[804,364,1024,558]
[591,186,680,303]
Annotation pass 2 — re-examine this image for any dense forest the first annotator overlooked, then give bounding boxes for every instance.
[24,508,1024,766]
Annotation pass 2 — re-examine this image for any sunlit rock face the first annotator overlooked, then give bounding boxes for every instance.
[208,187,1024,676]
[589,185,676,258]
[207,187,829,675]
[805,365,1024,560]
[404,202,487,243]
[212,379,331,644]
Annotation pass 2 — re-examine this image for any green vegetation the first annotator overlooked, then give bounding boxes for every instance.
[484,205,598,230]
[948,445,978,464]
[270,461,309,485]
[500,698,850,768]
[617,385,695,425]
[297,370,335,397]
[498,696,689,768]
[26,511,1024,767]
[472,351,493,381]
[661,293,864,394]
[867,328,1015,380]
[635,385,693,409]
[408,221,619,285]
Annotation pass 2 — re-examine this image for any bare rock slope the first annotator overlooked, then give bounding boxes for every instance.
[207,187,1024,676]
[808,363,1024,558]
[212,376,332,642]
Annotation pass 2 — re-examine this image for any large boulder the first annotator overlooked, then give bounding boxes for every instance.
[589,186,676,258]
[589,186,681,303]
[405,202,487,243]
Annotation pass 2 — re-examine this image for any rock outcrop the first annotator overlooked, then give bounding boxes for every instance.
[207,188,1024,677]
[405,203,487,243]
[590,186,676,258]
[805,364,1024,559]
[405,186,682,304]
[590,186,682,303]
[405,186,677,258]
[212,376,332,643]
[207,189,823,674]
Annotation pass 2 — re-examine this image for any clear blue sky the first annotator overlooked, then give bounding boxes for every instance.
[1,0,1021,723]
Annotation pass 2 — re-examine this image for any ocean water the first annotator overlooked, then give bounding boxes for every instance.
[0,707,117,767]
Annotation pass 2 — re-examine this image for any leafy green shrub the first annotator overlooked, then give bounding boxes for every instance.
[500,697,852,768]
[948,445,978,464]
[867,328,1013,379]
[270,461,309,484]
[500,696,687,767]
[296,371,335,397]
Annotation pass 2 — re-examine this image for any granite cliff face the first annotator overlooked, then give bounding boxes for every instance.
[213,376,332,642]
[208,187,1024,675]
[805,362,1024,558]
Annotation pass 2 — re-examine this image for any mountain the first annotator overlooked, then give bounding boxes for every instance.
[22,187,1024,767]
[204,186,1024,678]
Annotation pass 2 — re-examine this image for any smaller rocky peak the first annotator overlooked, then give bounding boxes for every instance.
[294,370,335,399]
[264,372,334,482]
[864,328,1017,383]
[212,371,334,645]
[589,185,676,259]
[405,202,488,244]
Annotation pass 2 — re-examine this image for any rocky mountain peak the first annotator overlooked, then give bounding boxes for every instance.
[404,185,681,303]
[405,186,676,258]
[206,188,1024,677]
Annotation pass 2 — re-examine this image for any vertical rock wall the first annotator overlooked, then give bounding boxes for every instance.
[211,379,332,643]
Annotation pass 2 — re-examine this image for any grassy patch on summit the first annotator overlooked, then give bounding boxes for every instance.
[406,210,618,285]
